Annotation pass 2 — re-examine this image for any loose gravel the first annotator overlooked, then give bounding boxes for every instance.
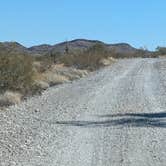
[0,58,166,166]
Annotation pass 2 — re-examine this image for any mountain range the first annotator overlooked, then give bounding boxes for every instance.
[0,39,150,57]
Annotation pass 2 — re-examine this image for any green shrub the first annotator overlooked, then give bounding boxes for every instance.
[0,54,34,94]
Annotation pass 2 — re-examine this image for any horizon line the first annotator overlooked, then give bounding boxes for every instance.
[0,38,161,51]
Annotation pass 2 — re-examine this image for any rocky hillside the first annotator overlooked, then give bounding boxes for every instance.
[28,44,53,56]
[30,39,139,56]
[0,42,29,55]
[0,39,152,58]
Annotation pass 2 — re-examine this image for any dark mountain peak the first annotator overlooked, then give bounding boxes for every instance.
[49,39,105,54]
[56,39,103,47]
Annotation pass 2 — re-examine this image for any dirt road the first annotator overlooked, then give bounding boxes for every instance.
[1,58,166,166]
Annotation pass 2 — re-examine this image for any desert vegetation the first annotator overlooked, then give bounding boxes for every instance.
[0,54,35,106]
[54,43,115,70]
[0,54,34,94]
[0,50,95,106]
[0,40,162,107]
[156,46,166,56]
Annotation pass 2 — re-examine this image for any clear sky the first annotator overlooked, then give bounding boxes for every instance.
[0,0,166,50]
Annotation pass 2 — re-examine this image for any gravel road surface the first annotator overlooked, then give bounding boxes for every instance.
[1,58,166,166]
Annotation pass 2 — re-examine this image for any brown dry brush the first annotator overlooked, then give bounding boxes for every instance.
[57,43,111,70]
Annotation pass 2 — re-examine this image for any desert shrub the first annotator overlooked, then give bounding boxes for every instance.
[34,80,50,90]
[42,71,68,86]
[49,51,63,63]
[34,55,54,72]
[58,43,111,70]
[0,54,34,94]
[156,47,166,56]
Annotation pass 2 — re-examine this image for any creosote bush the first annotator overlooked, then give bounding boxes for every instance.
[0,54,34,94]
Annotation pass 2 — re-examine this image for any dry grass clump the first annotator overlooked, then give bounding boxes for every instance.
[33,64,69,87]
[32,57,73,88]
[34,80,50,90]
[42,71,68,86]
[33,63,89,88]
[33,61,43,72]
[0,91,22,106]
[51,65,88,80]
[99,57,116,66]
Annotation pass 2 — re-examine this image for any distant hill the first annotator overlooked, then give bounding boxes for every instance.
[0,39,153,58]
[107,43,138,55]
[28,44,53,55]
[0,42,29,55]
[29,39,104,55]
[29,39,139,57]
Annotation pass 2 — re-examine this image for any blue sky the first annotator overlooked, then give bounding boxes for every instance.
[0,0,166,50]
